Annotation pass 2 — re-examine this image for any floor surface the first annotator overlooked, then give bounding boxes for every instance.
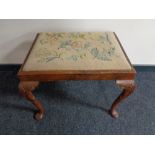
[0,71,155,134]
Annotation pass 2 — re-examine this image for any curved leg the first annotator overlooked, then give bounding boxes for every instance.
[110,80,135,118]
[19,81,44,120]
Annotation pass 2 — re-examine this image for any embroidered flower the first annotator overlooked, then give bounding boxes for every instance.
[71,41,82,49]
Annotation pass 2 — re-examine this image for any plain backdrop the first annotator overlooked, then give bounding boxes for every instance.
[0,19,154,65]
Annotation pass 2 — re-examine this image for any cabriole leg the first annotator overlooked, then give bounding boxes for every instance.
[19,81,44,120]
[110,80,135,118]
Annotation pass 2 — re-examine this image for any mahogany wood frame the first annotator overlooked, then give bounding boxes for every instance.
[18,32,136,120]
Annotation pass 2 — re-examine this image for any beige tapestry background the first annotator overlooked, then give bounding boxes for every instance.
[23,32,132,71]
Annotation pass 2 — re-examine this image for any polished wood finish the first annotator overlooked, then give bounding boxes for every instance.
[110,80,135,118]
[18,69,136,81]
[19,81,44,120]
[18,32,136,120]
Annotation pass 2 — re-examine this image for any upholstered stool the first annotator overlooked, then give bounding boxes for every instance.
[18,32,136,120]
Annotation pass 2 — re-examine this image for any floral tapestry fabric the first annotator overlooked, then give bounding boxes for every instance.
[23,32,132,71]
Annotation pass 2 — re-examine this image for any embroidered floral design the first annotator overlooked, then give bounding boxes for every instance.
[35,32,117,63]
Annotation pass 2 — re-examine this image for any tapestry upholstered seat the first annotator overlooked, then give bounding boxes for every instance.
[23,32,132,71]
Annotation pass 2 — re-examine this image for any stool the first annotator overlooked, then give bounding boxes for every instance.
[18,32,136,120]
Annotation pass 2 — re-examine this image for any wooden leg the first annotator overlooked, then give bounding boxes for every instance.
[110,80,135,118]
[19,81,44,120]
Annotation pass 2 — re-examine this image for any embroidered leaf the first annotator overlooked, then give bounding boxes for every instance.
[84,42,90,49]
[45,56,60,62]
[90,48,99,58]
[105,33,112,45]
[59,40,71,48]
